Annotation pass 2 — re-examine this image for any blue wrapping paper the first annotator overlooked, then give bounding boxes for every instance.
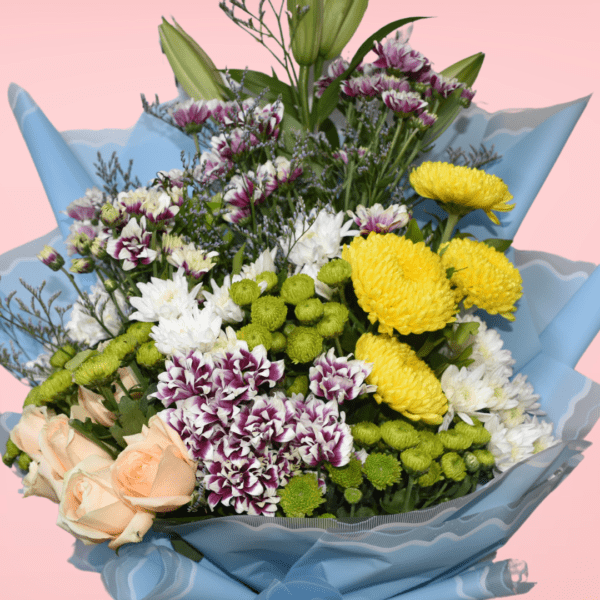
[1,84,599,599]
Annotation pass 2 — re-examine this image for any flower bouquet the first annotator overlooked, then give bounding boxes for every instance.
[2,2,599,599]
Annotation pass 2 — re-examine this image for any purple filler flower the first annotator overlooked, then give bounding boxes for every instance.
[309,348,376,404]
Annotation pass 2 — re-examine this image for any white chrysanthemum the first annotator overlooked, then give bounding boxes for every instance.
[280,208,357,268]
[210,326,248,357]
[480,368,520,412]
[508,373,543,415]
[66,283,128,347]
[440,364,494,428]
[240,248,277,280]
[471,326,515,376]
[129,268,202,322]
[167,243,219,279]
[202,275,244,324]
[151,305,222,356]
[528,416,558,454]
[484,414,542,472]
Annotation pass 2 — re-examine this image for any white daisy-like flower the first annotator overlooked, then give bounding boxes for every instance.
[484,414,541,472]
[240,248,277,280]
[280,208,357,269]
[527,416,558,454]
[480,368,520,412]
[210,326,248,357]
[440,364,494,428]
[203,275,244,324]
[471,326,515,376]
[66,283,128,347]
[151,305,222,356]
[508,373,543,415]
[129,268,202,322]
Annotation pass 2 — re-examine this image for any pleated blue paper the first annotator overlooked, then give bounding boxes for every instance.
[2,84,600,600]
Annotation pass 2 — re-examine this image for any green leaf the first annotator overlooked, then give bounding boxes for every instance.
[482,238,513,253]
[380,489,406,514]
[313,16,429,128]
[170,535,204,562]
[423,52,485,145]
[445,266,455,279]
[231,242,246,276]
[319,117,341,150]
[280,112,305,154]
[159,19,225,101]
[226,69,299,119]
[69,418,119,458]
[416,334,445,359]
[405,218,424,243]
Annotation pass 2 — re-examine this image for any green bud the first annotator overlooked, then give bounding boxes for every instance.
[90,237,108,259]
[17,453,32,472]
[271,332,287,353]
[73,353,121,387]
[136,341,164,368]
[326,457,363,488]
[278,473,325,518]
[317,259,352,287]
[280,274,315,305]
[103,278,119,293]
[230,279,261,306]
[380,420,419,451]
[463,451,480,473]
[418,461,443,487]
[416,431,445,459]
[37,245,65,271]
[362,453,402,490]
[256,271,278,293]
[127,322,154,345]
[287,0,324,67]
[64,349,99,372]
[100,203,123,227]
[70,258,94,274]
[295,298,324,324]
[351,422,381,447]
[319,0,368,60]
[438,430,472,451]
[472,449,495,470]
[400,448,432,475]
[440,452,467,482]
[103,334,137,361]
[38,369,76,401]
[344,487,363,504]
[251,296,288,331]
[2,452,16,467]
[318,302,349,338]
[159,18,225,101]
[49,344,77,369]
[238,324,272,351]
[23,386,46,407]
[318,513,337,519]
[287,375,309,397]
[4,438,20,460]
[283,322,297,336]
[285,326,323,364]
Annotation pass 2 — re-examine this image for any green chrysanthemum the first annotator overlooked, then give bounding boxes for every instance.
[351,422,381,447]
[472,449,496,470]
[295,298,324,324]
[285,327,323,364]
[380,420,420,450]
[136,341,164,368]
[103,334,137,361]
[409,161,514,225]
[440,238,523,321]
[238,324,272,351]
[362,453,402,490]
[326,458,363,489]
[49,344,77,369]
[401,448,432,475]
[416,431,445,459]
[73,353,120,387]
[342,234,457,335]
[440,452,467,482]
[271,332,287,353]
[287,375,309,397]
[344,487,363,504]
[256,271,278,293]
[278,474,325,518]
[418,460,443,487]
[355,333,448,425]
[39,369,76,401]
[251,296,288,331]
[230,279,261,306]
[280,274,315,305]
[454,421,491,447]
[127,321,154,344]
[318,259,352,286]
[437,430,471,451]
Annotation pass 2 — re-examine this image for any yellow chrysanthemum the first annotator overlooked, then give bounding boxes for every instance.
[441,238,523,320]
[355,333,448,425]
[409,161,514,225]
[342,233,457,335]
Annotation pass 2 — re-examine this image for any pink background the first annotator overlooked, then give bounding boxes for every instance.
[1,1,599,598]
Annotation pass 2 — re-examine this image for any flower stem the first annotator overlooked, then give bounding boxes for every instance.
[439,213,461,247]
[299,65,311,129]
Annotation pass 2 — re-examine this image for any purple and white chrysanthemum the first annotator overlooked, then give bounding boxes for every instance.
[214,344,285,402]
[65,188,103,221]
[66,223,100,255]
[193,150,233,184]
[273,156,303,184]
[348,203,410,234]
[341,73,386,98]
[224,172,262,209]
[167,244,219,280]
[106,216,157,271]
[382,89,428,115]
[172,98,215,129]
[253,101,284,138]
[291,395,353,467]
[140,189,180,224]
[309,348,376,404]
[373,38,432,80]
[256,161,279,196]
[152,350,216,407]
[211,129,252,160]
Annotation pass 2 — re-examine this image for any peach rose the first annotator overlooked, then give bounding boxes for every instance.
[71,386,117,427]
[39,414,112,478]
[10,405,54,461]
[58,454,154,550]
[111,415,197,512]
[22,458,64,503]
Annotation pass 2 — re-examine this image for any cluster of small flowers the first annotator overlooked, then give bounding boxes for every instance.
[173,97,303,224]
[440,314,556,472]
[154,342,360,516]
[315,33,475,129]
